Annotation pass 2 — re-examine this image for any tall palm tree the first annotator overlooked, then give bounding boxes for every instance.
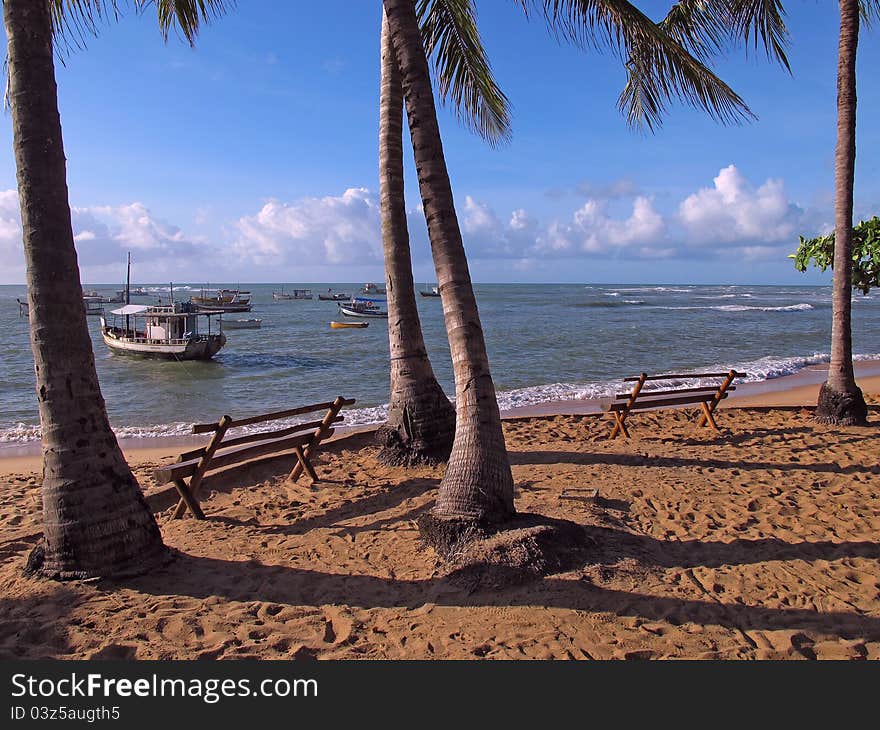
[382,0,753,536]
[816,0,869,425]
[661,0,877,425]
[378,1,510,466]
[8,0,227,580]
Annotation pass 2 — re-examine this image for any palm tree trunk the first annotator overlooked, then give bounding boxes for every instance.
[5,0,168,579]
[817,0,868,425]
[377,11,456,466]
[382,0,515,528]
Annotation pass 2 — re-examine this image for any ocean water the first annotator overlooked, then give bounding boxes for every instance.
[2,282,879,443]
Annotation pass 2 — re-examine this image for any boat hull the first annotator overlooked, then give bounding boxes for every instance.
[330,321,368,329]
[223,319,262,329]
[337,305,388,318]
[101,330,226,360]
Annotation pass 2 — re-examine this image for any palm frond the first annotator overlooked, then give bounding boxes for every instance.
[150,0,233,46]
[860,0,880,26]
[659,0,731,61]
[727,0,790,71]
[516,0,754,131]
[48,1,231,48]
[417,0,512,145]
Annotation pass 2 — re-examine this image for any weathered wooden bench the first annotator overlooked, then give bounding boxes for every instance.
[604,370,746,439]
[154,396,355,520]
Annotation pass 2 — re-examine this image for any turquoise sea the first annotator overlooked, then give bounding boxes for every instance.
[2,282,879,443]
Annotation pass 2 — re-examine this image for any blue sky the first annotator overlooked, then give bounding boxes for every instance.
[0,0,878,285]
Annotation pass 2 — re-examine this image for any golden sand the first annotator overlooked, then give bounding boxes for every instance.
[1,374,879,660]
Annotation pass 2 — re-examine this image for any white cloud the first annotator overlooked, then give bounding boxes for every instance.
[0,194,211,282]
[679,164,803,245]
[233,188,384,266]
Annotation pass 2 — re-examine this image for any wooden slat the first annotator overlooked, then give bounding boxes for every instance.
[623,371,747,382]
[216,417,343,451]
[608,391,730,412]
[192,403,333,433]
[178,446,207,462]
[614,385,737,400]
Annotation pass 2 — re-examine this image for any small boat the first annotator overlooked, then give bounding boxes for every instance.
[191,287,252,312]
[223,318,262,329]
[18,296,104,317]
[338,297,388,318]
[273,286,312,300]
[330,320,368,329]
[318,290,351,301]
[420,285,441,297]
[361,282,386,295]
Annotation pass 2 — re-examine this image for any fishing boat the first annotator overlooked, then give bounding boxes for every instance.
[330,320,368,329]
[190,288,252,312]
[100,302,226,360]
[361,282,386,295]
[317,290,351,301]
[223,318,262,329]
[82,295,105,315]
[420,285,441,298]
[273,286,312,300]
[337,297,388,318]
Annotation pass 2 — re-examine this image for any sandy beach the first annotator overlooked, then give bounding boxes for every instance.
[2,367,880,660]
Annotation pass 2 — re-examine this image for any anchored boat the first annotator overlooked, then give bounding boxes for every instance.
[337,297,388,318]
[223,318,263,329]
[100,302,226,360]
[330,320,368,329]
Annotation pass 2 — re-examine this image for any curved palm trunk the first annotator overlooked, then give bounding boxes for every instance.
[817,0,867,425]
[382,0,515,526]
[377,12,456,466]
[5,0,167,580]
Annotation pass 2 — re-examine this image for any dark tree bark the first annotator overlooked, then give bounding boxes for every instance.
[382,0,515,527]
[377,11,456,466]
[817,0,868,426]
[5,0,168,579]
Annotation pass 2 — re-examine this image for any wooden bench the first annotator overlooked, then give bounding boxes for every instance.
[603,370,746,439]
[153,396,355,520]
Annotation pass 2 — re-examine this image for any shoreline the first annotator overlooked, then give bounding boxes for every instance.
[2,358,879,471]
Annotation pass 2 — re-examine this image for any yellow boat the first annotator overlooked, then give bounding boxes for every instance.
[330,320,369,329]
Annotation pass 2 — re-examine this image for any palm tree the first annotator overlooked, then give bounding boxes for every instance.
[816,0,869,425]
[378,1,511,466]
[382,0,753,537]
[7,0,227,580]
[661,0,877,424]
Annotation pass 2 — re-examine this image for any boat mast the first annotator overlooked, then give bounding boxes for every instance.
[125,252,131,335]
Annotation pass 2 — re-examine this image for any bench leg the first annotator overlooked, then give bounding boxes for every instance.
[292,445,319,483]
[699,401,720,430]
[609,411,630,439]
[170,478,205,521]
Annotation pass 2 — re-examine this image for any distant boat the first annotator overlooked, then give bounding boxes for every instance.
[191,288,252,312]
[100,302,226,360]
[420,285,441,298]
[361,282,386,295]
[338,297,388,318]
[223,318,262,329]
[318,290,351,301]
[17,296,104,317]
[330,320,368,329]
[273,286,312,300]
